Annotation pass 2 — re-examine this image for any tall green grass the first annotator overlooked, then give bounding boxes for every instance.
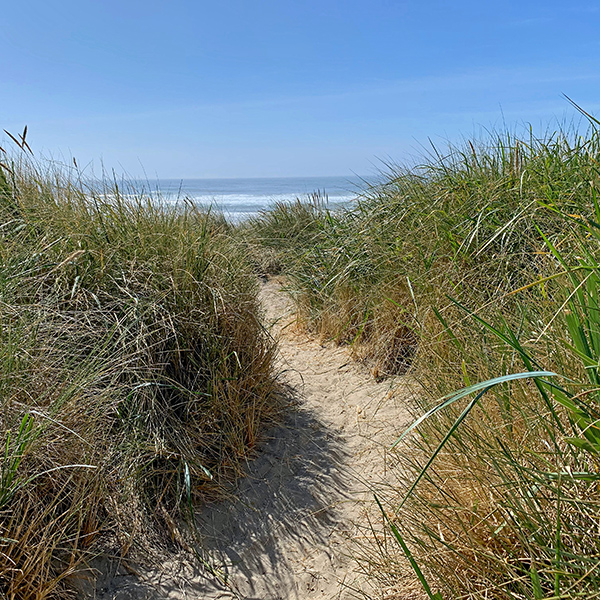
[0,139,278,598]
[240,191,330,276]
[247,114,600,597]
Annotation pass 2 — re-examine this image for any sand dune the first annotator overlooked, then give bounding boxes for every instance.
[93,278,416,600]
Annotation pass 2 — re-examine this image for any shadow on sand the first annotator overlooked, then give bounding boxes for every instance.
[93,390,351,600]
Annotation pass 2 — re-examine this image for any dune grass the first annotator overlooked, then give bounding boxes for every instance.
[246,113,600,598]
[240,191,330,276]
[6,111,600,598]
[0,141,279,598]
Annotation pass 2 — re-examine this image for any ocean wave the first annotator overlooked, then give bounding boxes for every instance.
[161,192,357,206]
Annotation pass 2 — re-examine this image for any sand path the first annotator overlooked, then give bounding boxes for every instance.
[95,278,413,600]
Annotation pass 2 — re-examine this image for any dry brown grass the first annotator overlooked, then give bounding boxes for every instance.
[0,145,280,598]
[245,120,600,598]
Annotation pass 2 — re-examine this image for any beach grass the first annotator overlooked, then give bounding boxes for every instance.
[6,109,600,598]
[0,139,279,598]
[246,113,600,598]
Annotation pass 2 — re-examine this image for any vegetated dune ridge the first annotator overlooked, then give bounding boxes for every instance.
[94,277,418,600]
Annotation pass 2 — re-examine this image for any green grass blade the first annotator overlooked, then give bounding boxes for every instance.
[398,387,489,509]
[375,495,443,600]
[391,371,556,449]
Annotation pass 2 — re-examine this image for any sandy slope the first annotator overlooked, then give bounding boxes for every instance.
[93,278,415,600]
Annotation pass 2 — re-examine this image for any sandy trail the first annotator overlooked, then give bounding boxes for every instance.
[95,278,413,600]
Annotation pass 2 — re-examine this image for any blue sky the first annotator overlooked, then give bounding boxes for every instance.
[2,1,599,178]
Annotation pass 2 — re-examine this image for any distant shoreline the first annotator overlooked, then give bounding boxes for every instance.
[116,175,367,220]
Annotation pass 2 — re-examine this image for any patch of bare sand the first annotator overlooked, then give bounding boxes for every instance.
[92,278,418,600]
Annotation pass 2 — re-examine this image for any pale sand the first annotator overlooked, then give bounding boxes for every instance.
[91,278,418,600]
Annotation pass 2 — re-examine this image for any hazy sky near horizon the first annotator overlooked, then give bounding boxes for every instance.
[2,0,599,178]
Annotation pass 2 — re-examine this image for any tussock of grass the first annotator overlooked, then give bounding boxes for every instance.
[240,191,329,276]
[247,116,600,597]
[0,145,278,598]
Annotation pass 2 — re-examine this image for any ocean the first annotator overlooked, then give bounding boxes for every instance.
[127,176,366,222]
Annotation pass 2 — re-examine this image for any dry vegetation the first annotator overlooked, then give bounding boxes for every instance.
[245,109,600,598]
[6,106,600,599]
[0,137,279,598]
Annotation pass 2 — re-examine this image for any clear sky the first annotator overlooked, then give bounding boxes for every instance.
[2,1,599,178]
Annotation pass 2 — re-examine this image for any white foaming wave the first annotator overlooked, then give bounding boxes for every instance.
[160,192,357,206]
[88,190,357,224]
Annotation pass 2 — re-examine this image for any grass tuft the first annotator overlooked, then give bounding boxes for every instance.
[246,116,600,598]
[0,143,279,598]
